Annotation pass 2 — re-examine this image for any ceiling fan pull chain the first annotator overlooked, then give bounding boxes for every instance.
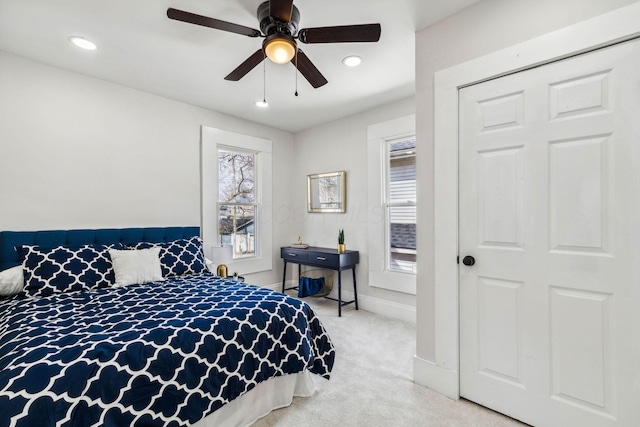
[262,52,268,104]
[295,49,299,96]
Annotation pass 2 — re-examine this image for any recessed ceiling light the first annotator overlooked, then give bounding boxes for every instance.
[255,100,269,108]
[69,36,97,51]
[342,55,362,67]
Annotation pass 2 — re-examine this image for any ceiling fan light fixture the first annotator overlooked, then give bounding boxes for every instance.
[263,34,296,64]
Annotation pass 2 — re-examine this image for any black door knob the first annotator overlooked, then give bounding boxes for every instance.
[462,256,475,266]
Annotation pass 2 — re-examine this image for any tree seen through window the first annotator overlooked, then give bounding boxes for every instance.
[218,150,256,258]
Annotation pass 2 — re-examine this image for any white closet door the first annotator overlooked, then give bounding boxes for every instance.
[459,39,640,427]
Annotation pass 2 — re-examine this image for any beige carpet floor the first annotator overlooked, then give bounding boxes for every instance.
[252,294,529,427]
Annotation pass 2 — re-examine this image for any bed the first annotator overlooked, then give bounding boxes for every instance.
[0,227,335,427]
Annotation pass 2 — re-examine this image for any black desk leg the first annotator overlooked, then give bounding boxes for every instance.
[338,271,342,317]
[352,267,358,310]
[282,261,287,293]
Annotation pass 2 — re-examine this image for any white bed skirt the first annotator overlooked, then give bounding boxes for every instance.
[192,371,315,427]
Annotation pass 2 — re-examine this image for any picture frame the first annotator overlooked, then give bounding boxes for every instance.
[307,171,346,213]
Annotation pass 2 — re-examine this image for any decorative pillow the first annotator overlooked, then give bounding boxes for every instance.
[205,257,216,273]
[0,266,24,297]
[130,237,207,278]
[17,243,123,297]
[109,248,164,287]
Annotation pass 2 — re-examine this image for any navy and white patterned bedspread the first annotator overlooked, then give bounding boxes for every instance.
[0,274,335,426]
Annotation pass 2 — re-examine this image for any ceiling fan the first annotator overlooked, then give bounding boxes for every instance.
[167,0,381,88]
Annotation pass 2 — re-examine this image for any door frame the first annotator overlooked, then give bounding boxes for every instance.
[426,2,640,400]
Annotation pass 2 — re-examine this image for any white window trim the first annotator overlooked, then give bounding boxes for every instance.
[367,114,416,294]
[201,126,272,274]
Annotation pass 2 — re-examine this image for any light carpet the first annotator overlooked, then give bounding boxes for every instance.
[252,295,528,427]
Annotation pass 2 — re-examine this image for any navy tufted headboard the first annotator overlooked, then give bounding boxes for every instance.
[0,227,200,272]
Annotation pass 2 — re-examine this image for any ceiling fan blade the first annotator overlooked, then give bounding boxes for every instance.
[298,23,381,44]
[291,49,328,88]
[167,8,261,37]
[269,0,294,23]
[224,49,265,81]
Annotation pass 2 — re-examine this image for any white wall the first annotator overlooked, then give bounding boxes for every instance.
[0,50,419,315]
[0,51,294,287]
[292,97,416,318]
[415,0,639,362]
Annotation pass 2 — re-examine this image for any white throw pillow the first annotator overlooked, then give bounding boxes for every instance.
[109,248,164,287]
[0,265,24,296]
[205,257,216,273]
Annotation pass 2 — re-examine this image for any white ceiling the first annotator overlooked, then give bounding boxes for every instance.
[0,0,480,133]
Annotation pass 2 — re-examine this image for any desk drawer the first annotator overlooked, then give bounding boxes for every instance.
[307,252,339,267]
[281,248,308,262]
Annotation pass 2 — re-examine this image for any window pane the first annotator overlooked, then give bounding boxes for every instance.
[387,136,417,275]
[388,139,416,203]
[218,205,255,258]
[218,150,255,203]
[388,206,416,273]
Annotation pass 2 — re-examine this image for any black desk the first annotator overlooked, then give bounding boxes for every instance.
[281,246,359,317]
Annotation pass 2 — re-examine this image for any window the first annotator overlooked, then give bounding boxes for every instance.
[201,127,272,274]
[367,114,416,294]
[386,138,417,274]
[218,149,256,258]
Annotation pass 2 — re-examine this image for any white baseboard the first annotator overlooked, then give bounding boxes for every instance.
[262,281,286,292]
[263,280,416,324]
[413,355,459,400]
[354,292,416,324]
